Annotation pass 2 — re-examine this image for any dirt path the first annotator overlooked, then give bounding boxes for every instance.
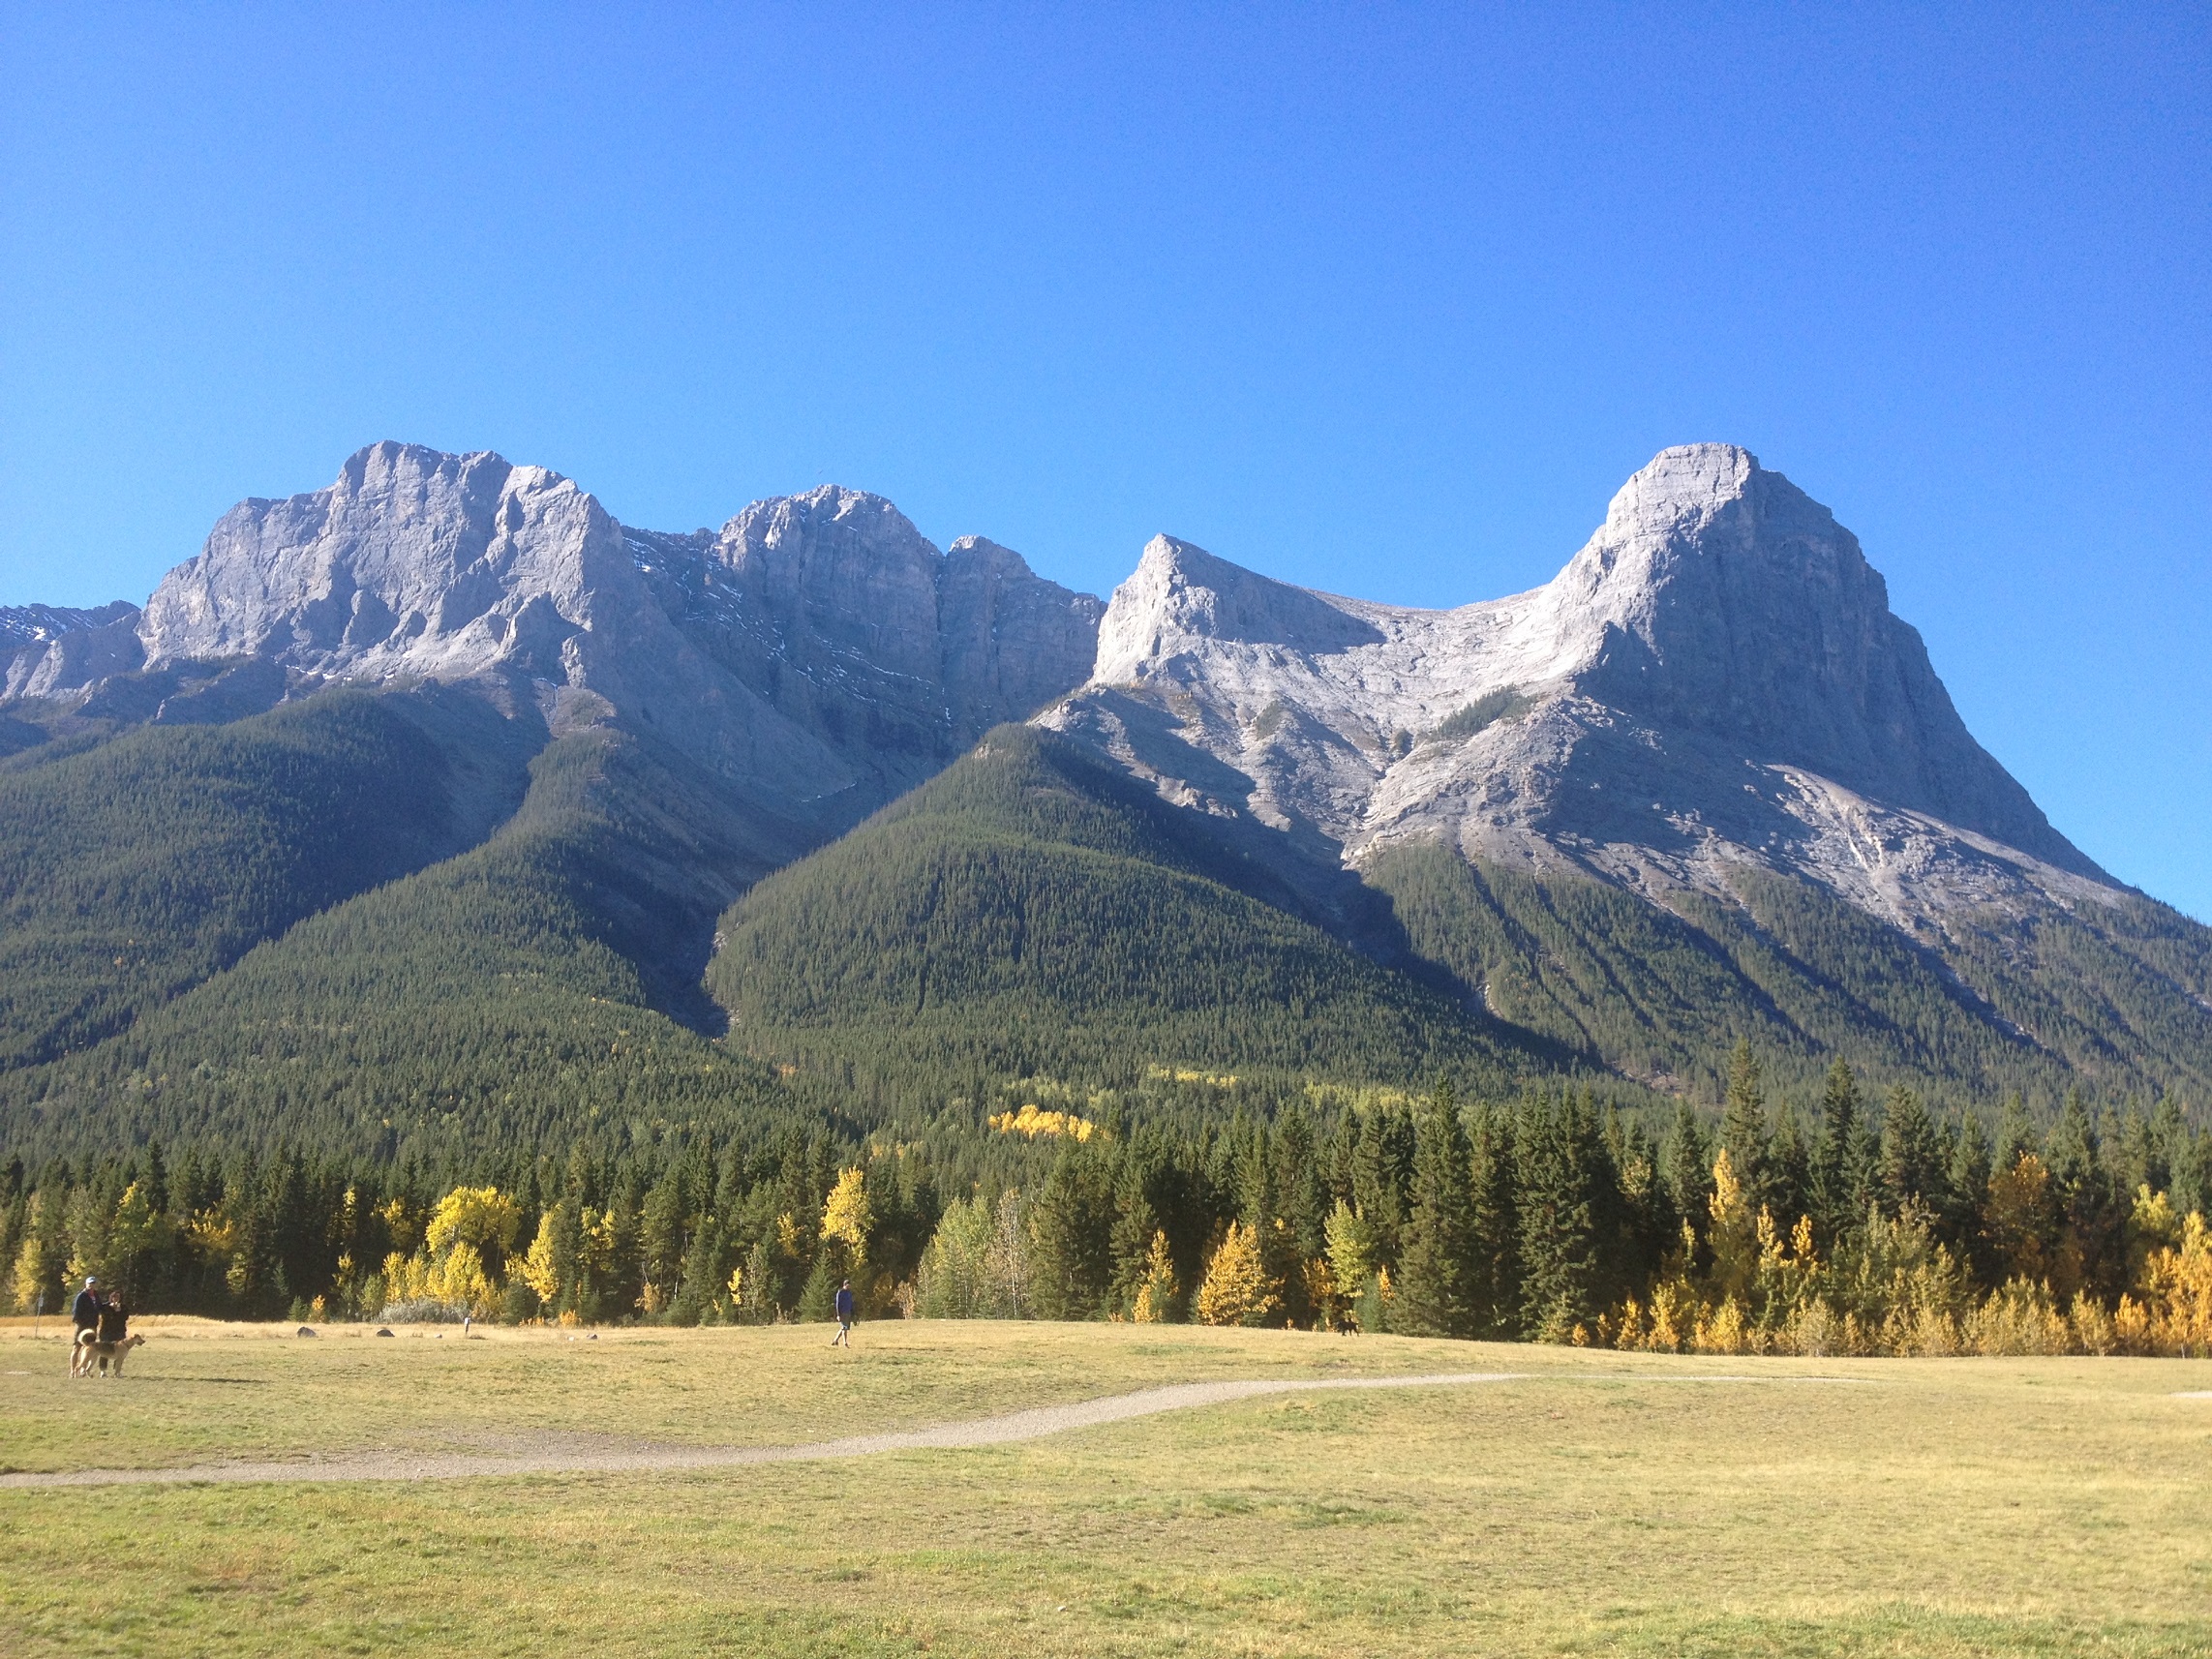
[3,1372,1525,1489]
[1,1369,1881,1490]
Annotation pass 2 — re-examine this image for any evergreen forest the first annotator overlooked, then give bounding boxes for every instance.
[2,688,2211,1359]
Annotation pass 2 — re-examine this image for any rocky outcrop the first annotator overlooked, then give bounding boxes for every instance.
[2,602,143,700]
[629,485,1102,802]
[1041,444,2119,944]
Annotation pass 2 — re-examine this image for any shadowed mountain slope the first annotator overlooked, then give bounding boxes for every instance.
[706,724,1551,1092]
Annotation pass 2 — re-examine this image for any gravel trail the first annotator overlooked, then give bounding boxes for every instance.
[4,1372,1523,1490]
[1,1369,1884,1491]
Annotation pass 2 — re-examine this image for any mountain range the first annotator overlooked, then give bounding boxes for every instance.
[2,440,2205,1159]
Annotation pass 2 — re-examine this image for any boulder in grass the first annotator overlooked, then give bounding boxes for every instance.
[296,1325,317,1337]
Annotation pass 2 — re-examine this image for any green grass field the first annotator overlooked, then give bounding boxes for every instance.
[4,1317,2210,1656]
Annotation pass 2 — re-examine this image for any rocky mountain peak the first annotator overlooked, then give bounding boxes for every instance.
[1092,533,1385,686]
[6,443,1105,853]
[1044,444,2108,942]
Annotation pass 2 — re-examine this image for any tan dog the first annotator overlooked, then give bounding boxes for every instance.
[74,1332,143,1376]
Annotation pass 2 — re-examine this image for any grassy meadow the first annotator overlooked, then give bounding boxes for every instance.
[3,1317,2209,1656]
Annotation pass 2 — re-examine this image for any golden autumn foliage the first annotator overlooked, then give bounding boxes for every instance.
[1608,1150,2212,1358]
[820,1167,873,1268]
[2118,1209,2212,1356]
[989,1104,1095,1141]
[520,1208,567,1305]
[1323,1199,1374,1307]
[1131,1230,1178,1323]
[1196,1222,1281,1327]
[425,1186,522,1262]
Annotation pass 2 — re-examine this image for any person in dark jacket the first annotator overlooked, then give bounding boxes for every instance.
[69,1277,102,1377]
[96,1294,129,1345]
[832,1280,855,1347]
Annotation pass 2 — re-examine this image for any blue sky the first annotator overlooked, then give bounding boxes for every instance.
[3,5,2206,917]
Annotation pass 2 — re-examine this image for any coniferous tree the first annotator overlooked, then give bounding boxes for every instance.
[2147,1095,2187,1197]
[1027,1142,1115,1320]
[1603,1105,1672,1302]
[1810,1057,1861,1243]
[1394,1082,1477,1338]
[1351,1104,1413,1270]
[1879,1086,1947,1218]
[1720,1041,1772,1209]
[1272,1105,1328,1276]
[1516,1086,1612,1341]
[1768,1099,1810,1225]
[2045,1089,2122,1301]
[640,1165,689,1311]
[1468,1101,1522,1338]
[1659,1101,1712,1243]
[1107,1147,1167,1318]
[1993,1091,2038,1174]
[669,1210,731,1325]
[1946,1109,1994,1278]
[2170,1115,2212,1220]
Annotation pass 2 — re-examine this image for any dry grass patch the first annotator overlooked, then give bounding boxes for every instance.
[3,1321,2209,1656]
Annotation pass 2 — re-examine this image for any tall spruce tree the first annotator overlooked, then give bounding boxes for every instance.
[1993,1091,2038,1175]
[1768,1100,1810,1225]
[2045,1089,2122,1302]
[1107,1139,1168,1319]
[1809,1059,1863,1238]
[1351,1104,1413,1270]
[1946,1110,1993,1279]
[1719,1041,1771,1210]
[1270,1105,1327,1325]
[1878,1085,1947,1218]
[1394,1082,1477,1338]
[1468,1101,1522,1339]
[1027,1141,1116,1319]
[1659,1101,1713,1238]
[1516,1086,1612,1342]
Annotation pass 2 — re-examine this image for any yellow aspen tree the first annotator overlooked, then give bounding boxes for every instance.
[1131,1230,1178,1323]
[820,1168,872,1265]
[1196,1221,1280,1327]
[521,1212,561,1303]
[426,1187,522,1262]
[2137,1211,2212,1355]
[1323,1199,1373,1307]
[1706,1149,1759,1304]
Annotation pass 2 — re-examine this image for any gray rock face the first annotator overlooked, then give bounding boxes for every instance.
[2,602,143,699]
[1044,444,2119,940]
[9,443,1103,844]
[628,485,1102,802]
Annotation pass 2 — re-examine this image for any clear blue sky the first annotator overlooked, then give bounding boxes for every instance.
[3,5,2206,917]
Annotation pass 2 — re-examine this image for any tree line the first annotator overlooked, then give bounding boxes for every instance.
[7,1043,2210,1356]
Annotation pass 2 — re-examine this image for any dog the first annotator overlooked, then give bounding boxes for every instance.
[73,1332,143,1376]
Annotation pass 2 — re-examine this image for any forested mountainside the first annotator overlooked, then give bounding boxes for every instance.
[0,687,537,1069]
[1369,845,2212,1105]
[708,724,1557,1094]
[0,441,2207,1170]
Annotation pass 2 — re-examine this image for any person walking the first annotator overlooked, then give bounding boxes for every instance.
[831,1279,855,1347]
[69,1277,101,1377]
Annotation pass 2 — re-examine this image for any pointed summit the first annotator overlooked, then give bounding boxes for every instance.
[1093,534,1386,685]
[1048,441,2106,927]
